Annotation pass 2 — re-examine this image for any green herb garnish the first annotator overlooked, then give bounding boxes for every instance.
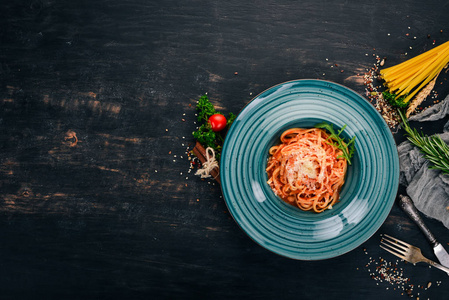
[196,94,217,122]
[192,94,235,161]
[315,122,356,165]
[382,91,408,108]
[193,123,221,150]
[226,112,236,127]
[398,109,449,174]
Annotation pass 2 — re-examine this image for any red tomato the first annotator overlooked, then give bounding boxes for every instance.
[208,114,227,132]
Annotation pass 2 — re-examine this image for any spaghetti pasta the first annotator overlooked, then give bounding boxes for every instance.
[380,40,449,104]
[266,127,348,213]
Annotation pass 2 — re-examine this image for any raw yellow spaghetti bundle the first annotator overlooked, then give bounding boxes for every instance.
[380,40,449,104]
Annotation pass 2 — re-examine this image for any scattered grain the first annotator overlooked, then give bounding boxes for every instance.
[363,58,399,128]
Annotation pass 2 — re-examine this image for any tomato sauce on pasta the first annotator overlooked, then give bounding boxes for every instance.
[266,127,347,213]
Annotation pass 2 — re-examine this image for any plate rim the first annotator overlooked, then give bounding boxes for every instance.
[220,79,399,260]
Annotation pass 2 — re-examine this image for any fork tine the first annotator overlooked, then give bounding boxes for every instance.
[381,236,409,253]
[380,244,407,261]
[380,239,407,256]
[383,234,412,248]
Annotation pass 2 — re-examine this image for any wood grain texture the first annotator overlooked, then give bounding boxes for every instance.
[1,0,449,298]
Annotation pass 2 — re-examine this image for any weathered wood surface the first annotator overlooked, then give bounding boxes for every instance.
[1,0,449,298]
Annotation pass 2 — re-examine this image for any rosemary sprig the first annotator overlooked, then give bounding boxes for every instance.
[398,109,449,174]
[315,122,356,165]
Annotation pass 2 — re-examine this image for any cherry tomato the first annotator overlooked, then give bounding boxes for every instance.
[208,114,227,132]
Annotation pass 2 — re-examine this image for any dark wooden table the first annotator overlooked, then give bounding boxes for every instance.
[1,1,449,299]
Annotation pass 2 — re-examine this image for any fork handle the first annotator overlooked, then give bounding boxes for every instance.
[425,258,449,274]
[398,195,437,246]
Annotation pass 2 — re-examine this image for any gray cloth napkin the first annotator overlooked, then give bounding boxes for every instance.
[398,94,449,229]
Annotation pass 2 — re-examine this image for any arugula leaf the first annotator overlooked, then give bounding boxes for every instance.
[382,91,408,108]
[315,122,356,165]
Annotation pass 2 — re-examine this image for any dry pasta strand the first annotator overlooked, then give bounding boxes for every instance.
[380,40,449,103]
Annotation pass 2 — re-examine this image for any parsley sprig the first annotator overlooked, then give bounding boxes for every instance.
[192,94,236,161]
[315,122,356,165]
[382,91,408,108]
[398,109,449,174]
[196,94,217,123]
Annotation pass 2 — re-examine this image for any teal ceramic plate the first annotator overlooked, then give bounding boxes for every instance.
[220,79,399,260]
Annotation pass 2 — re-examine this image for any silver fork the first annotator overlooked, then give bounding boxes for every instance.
[380,234,449,274]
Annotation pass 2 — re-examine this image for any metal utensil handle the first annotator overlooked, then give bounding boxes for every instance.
[398,195,437,246]
[428,258,449,274]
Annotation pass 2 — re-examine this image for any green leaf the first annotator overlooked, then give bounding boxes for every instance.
[382,91,408,108]
[196,94,217,122]
[192,94,237,163]
[398,109,449,174]
[314,122,356,165]
[227,112,237,128]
